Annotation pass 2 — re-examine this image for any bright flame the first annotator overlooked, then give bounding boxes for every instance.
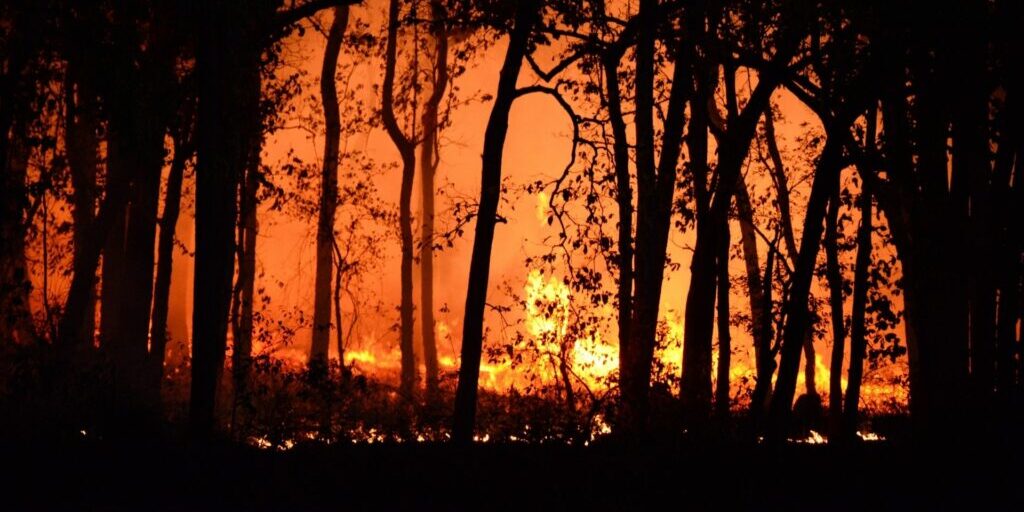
[794,430,826,444]
[536,192,550,224]
[242,265,907,415]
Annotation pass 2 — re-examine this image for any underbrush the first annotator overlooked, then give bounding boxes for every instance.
[1,343,902,446]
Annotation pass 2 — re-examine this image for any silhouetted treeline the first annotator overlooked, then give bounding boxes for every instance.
[1,0,1021,448]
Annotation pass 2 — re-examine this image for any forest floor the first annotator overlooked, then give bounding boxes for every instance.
[2,435,1020,511]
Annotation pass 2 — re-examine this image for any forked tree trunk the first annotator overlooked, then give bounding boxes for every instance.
[682,71,780,424]
[453,0,540,443]
[622,0,692,435]
[58,144,137,350]
[419,0,448,401]
[100,90,170,426]
[381,0,418,401]
[768,114,857,441]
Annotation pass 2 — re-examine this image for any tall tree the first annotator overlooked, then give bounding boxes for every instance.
[190,0,249,437]
[380,0,419,400]
[231,159,259,404]
[419,0,449,401]
[842,169,873,439]
[63,42,102,348]
[149,96,195,399]
[824,180,846,430]
[620,0,692,435]
[600,27,634,427]
[94,2,179,425]
[310,5,350,373]
[681,26,797,425]
[188,0,359,438]
[734,173,774,420]
[768,103,867,441]
[453,0,541,443]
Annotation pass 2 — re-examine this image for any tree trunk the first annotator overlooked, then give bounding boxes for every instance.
[188,0,351,439]
[98,161,128,353]
[64,65,100,348]
[381,0,418,401]
[735,175,773,417]
[681,70,779,424]
[58,147,138,349]
[310,6,349,372]
[190,2,258,437]
[825,183,846,430]
[232,164,258,403]
[333,242,347,379]
[603,49,634,433]
[951,3,995,411]
[149,127,193,400]
[768,117,853,440]
[452,0,540,443]
[763,110,798,261]
[714,219,731,420]
[419,0,448,401]
[878,84,970,439]
[115,129,165,401]
[97,11,177,426]
[99,102,166,426]
[842,180,872,439]
[622,0,692,435]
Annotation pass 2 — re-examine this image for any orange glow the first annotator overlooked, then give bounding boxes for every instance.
[16,0,910,433]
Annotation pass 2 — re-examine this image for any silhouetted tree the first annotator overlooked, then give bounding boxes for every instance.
[419,0,449,403]
[824,176,845,434]
[189,0,360,439]
[618,0,692,435]
[734,172,773,421]
[714,216,732,419]
[149,92,196,400]
[63,25,102,349]
[453,0,542,443]
[380,0,419,401]
[843,160,874,440]
[682,1,801,426]
[310,6,350,374]
[768,74,875,444]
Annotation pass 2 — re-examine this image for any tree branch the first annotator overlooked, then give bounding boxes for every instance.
[275,0,362,32]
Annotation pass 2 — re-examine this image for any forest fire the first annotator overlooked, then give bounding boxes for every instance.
[243,263,906,438]
[2,0,1020,508]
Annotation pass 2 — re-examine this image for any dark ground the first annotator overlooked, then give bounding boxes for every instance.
[1,436,1020,511]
